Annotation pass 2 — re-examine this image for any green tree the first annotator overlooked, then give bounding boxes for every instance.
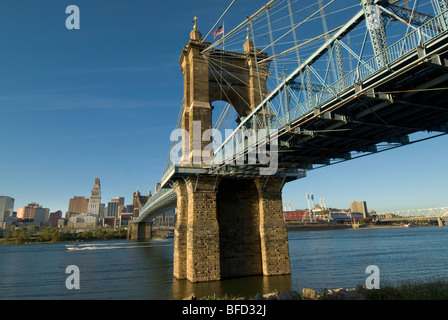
[26,225,39,233]
[116,227,127,239]
[14,228,30,244]
[78,230,93,241]
[37,227,51,242]
[105,229,115,240]
[92,228,103,239]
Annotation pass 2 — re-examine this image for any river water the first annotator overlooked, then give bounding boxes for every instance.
[1,226,447,300]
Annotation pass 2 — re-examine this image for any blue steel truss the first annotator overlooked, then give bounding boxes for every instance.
[376,207,448,218]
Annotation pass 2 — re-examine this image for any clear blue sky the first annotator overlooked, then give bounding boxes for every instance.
[0,0,447,214]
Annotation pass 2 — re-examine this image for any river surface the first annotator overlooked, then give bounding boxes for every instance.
[1,226,447,300]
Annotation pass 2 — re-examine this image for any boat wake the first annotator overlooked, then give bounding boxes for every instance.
[65,241,171,251]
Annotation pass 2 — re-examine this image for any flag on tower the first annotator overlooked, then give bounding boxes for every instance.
[213,25,224,39]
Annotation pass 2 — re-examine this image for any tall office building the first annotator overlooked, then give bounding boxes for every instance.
[111,197,124,206]
[111,197,125,217]
[106,197,125,217]
[49,210,63,227]
[17,202,49,226]
[106,201,119,217]
[17,206,35,220]
[0,196,15,224]
[67,196,89,217]
[87,178,102,216]
[34,206,50,226]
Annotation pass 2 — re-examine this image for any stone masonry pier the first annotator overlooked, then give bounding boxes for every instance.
[173,176,290,282]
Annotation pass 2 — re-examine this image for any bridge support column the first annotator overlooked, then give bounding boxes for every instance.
[172,176,291,282]
[172,180,189,279]
[174,176,221,282]
[186,176,221,282]
[128,221,152,240]
[438,217,444,227]
[254,178,291,276]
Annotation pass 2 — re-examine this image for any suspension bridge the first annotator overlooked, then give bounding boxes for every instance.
[129,0,448,282]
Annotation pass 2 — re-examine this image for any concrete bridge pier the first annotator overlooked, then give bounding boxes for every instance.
[172,175,290,283]
[128,221,152,240]
[438,217,444,227]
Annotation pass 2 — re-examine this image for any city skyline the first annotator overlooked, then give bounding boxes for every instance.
[1,1,447,214]
[4,178,138,216]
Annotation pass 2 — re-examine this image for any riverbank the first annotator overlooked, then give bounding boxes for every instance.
[193,279,448,300]
[287,223,351,232]
[1,223,431,244]
[0,226,128,244]
[286,223,406,232]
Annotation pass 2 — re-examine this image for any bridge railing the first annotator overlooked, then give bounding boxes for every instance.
[207,8,447,168]
[272,9,448,131]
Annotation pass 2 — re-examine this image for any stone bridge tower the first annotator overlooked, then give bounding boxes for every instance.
[128,188,153,240]
[172,20,291,282]
[179,21,270,165]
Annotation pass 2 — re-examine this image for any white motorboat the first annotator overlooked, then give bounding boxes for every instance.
[66,244,79,251]
[404,222,416,228]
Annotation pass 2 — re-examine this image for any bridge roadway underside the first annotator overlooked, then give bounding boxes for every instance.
[276,43,448,170]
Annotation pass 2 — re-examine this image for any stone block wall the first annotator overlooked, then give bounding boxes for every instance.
[173,175,291,282]
[173,181,188,279]
[185,176,221,282]
[128,221,152,240]
[255,178,291,276]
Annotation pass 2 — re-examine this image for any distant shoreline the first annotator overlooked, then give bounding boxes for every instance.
[0,223,435,245]
[286,223,424,232]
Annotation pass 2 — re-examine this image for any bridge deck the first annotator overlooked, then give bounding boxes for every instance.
[277,37,448,170]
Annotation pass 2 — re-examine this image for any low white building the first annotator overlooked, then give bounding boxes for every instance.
[68,213,98,229]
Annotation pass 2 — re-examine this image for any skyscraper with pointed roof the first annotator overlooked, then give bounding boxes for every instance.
[87,177,102,217]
